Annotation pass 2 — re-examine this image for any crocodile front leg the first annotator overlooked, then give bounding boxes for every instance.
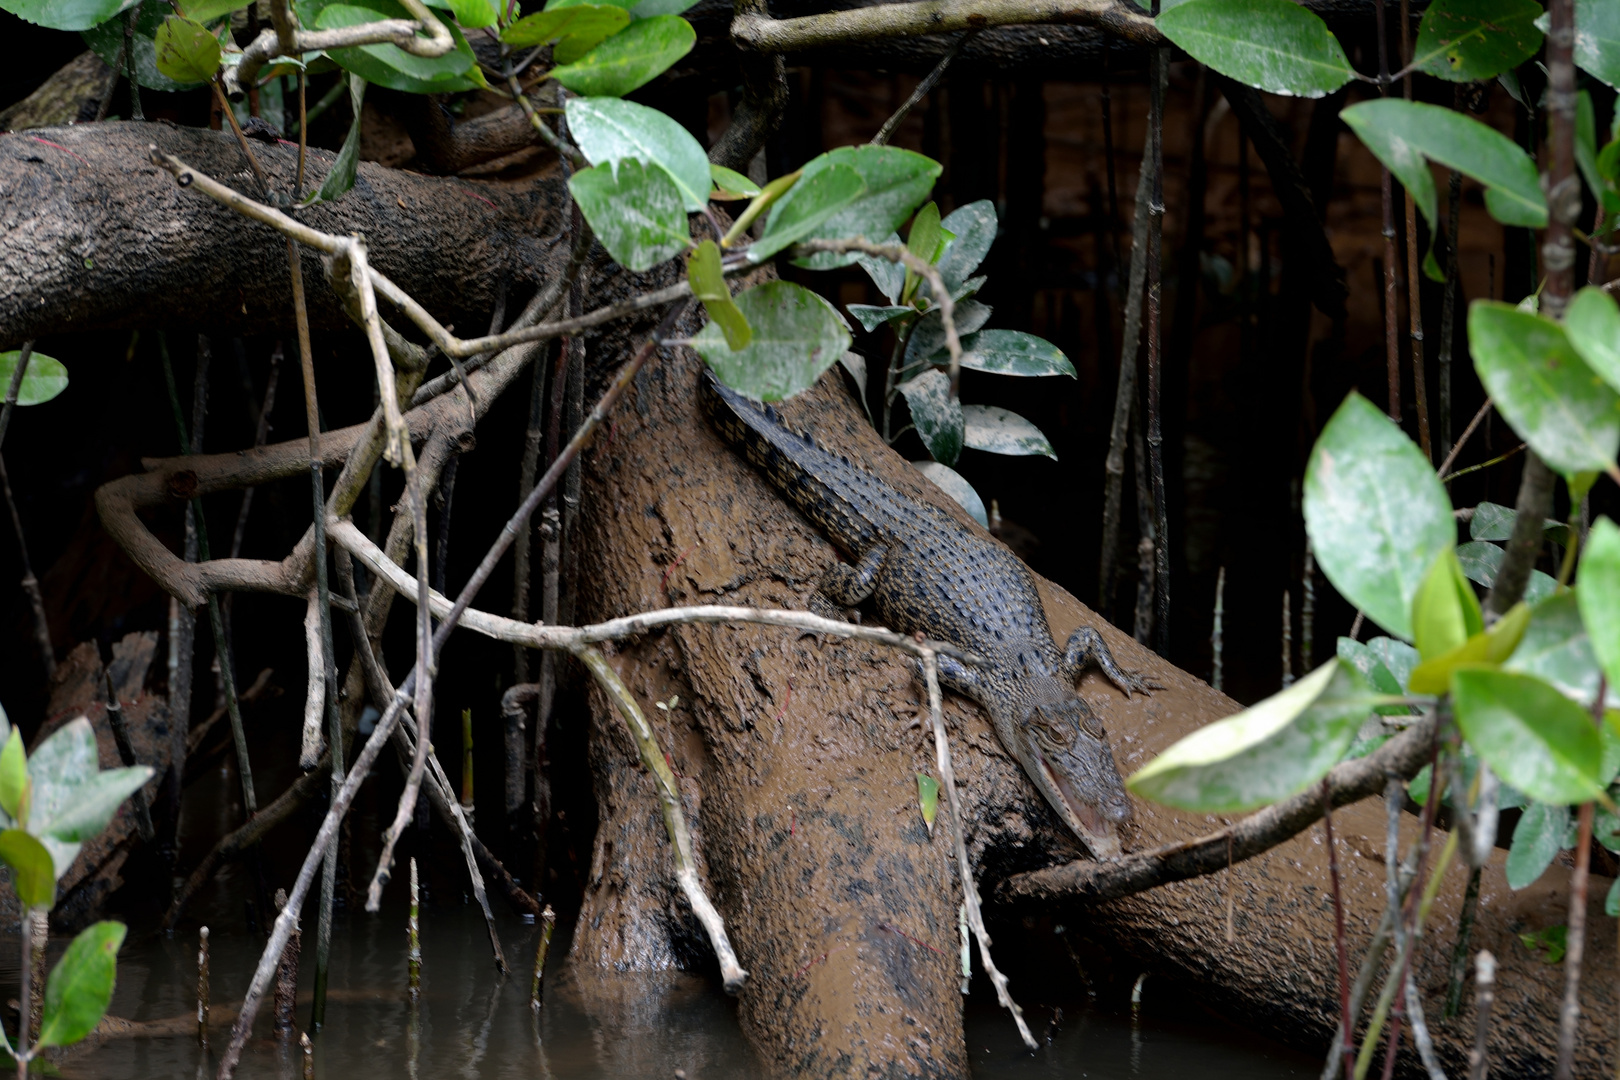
[808,544,891,622]
[1062,626,1161,697]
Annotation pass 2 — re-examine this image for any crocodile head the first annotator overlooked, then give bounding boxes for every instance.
[999,674,1132,859]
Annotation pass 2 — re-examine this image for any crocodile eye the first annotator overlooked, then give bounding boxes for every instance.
[1083,716,1106,739]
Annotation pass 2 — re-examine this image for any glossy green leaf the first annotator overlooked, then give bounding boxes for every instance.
[311,0,480,93]
[1579,517,1620,691]
[962,405,1056,460]
[37,922,126,1049]
[688,240,749,350]
[847,304,914,332]
[1343,100,1544,279]
[693,282,851,402]
[1303,392,1455,642]
[857,231,907,302]
[916,773,940,831]
[1337,637,1403,695]
[6,0,132,31]
[751,164,867,262]
[1575,92,1619,217]
[500,4,628,58]
[1455,540,1557,605]
[1506,801,1570,889]
[0,829,55,908]
[790,146,943,270]
[30,766,152,844]
[1504,590,1620,709]
[710,163,760,199]
[153,15,220,84]
[300,74,366,208]
[0,730,25,823]
[935,200,998,293]
[907,201,945,266]
[565,96,710,212]
[627,0,696,16]
[904,299,992,368]
[955,330,1075,378]
[1368,636,1420,693]
[1469,301,1620,480]
[897,369,964,466]
[1155,0,1354,98]
[28,718,97,793]
[1571,0,1620,89]
[1608,876,1620,917]
[1468,500,1573,547]
[1412,548,1483,660]
[1409,600,1530,695]
[911,461,987,527]
[0,351,68,406]
[439,0,495,27]
[1128,660,1378,813]
[1452,669,1606,805]
[1564,286,1620,396]
[1520,923,1568,964]
[1411,0,1542,82]
[551,15,694,97]
[83,0,200,92]
[567,159,689,272]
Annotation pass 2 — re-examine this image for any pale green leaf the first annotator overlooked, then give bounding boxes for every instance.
[935,199,997,293]
[1504,589,1620,709]
[38,922,126,1049]
[154,15,220,84]
[1452,669,1606,805]
[551,14,694,97]
[1579,517,1620,692]
[1564,286,1620,396]
[911,461,987,527]
[961,405,1056,460]
[847,304,914,332]
[300,74,366,208]
[1155,0,1355,98]
[790,146,942,270]
[710,163,760,199]
[7,0,133,32]
[0,352,68,406]
[565,96,710,211]
[897,369,963,466]
[956,330,1075,378]
[693,281,851,402]
[1506,801,1570,889]
[751,163,867,262]
[567,158,689,271]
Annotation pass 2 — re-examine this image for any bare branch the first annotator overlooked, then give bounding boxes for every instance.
[230,0,453,96]
[731,0,1161,53]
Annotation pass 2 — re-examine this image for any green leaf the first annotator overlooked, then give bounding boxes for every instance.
[567,159,689,272]
[1452,669,1606,805]
[901,201,944,302]
[25,716,153,849]
[911,461,987,527]
[0,730,25,823]
[847,304,915,332]
[627,0,696,15]
[0,829,55,908]
[751,164,867,262]
[310,0,480,93]
[1303,392,1455,642]
[956,330,1075,378]
[1411,0,1542,82]
[1128,660,1378,814]
[1155,0,1355,98]
[551,14,694,96]
[1468,301,1620,480]
[440,0,495,27]
[1469,500,1573,547]
[904,299,992,369]
[789,146,943,270]
[688,240,750,350]
[916,773,940,831]
[153,15,220,85]
[37,922,126,1049]
[565,96,710,212]
[1564,286,1620,397]
[1575,92,1617,217]
[1608,877,1620,917]
[1572,0,1620,89]
[6,0,133,32]
[1342,100,1545,279]
[1519,923,1568,964]
[857,231,907,303]
[1506,801,1570,889]
[30,767,152,844]
[693,281,851,402]
[1368,636,1420,693]
[0,351,68,406]
[83,0,201,92]
[710,163,760,200]
[1337,637,1403,696]
[1412,548,1483,661]
[500,4,628,59]
[28,718,98,793]
[1409,599,1530,695]
[897,369,964,466]
[935,200,997,293]
[961,405,1056,460]
[1579,517,1620,691]
[300,75,366,208]
[1455,540,1557,605]
[1505,590,1620,709]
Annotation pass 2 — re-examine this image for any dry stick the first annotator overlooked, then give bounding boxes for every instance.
[1403,966,1447,1080]
[0,457,54,677]
[530,904,556,1009]
[1398,0,1431,461]
[1144,18,1170,656]
[1210,566,1225,692]
[1467,951,1496,1080]
[197,927,210,1049]
[1437,398,1492,479]
[104,672,154,841]
[1324,780,1356,1080]
[1280,589,1293,689]
[272,889,300,1035]
[574,643,748,991]
[227,346,281,565]
[1302,542,1315,670]
[0,340,33,450]
[232,0,451,94]
[512,341,551,687]
[1555,675,1608,1079]
[921,648,1037,1049]
[1098,148,1155,611]
[869,30,978,146]
[1444,866,1483,1018]
[1374,0,1402,424]
[1438,85,1463,459]
[407,858,421,998]
[728,0,1161,52]
[217,304,687,1079]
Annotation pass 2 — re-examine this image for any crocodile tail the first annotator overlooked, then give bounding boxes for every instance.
[699,368,880,554]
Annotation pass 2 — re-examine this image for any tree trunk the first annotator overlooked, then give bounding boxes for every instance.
[569,349,1616,1077]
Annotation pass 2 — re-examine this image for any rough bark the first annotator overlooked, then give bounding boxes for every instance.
[570,349,1615,1077]
[0,122,563,348]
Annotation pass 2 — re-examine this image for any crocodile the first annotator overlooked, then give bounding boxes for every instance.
[702,370,1153,858]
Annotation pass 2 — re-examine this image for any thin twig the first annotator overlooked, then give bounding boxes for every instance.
[0,456,54,676]
[1144,20,1169,655]
[870,31,979,146]
[1467,952,1495,1080]
[1324,779,1355,1080]
[1374,0,1402,423]
[1437,398,1492,478]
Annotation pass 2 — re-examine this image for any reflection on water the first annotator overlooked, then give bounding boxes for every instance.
[51,901,1310,1079]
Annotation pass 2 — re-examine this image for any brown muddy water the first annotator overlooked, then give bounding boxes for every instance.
[25,896,1313,1079]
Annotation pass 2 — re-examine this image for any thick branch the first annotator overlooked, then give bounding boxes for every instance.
[731,0,1160,52]
[998,710,1437,906]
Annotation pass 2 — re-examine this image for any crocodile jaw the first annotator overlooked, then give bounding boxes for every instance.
[1034,750,1123,859]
